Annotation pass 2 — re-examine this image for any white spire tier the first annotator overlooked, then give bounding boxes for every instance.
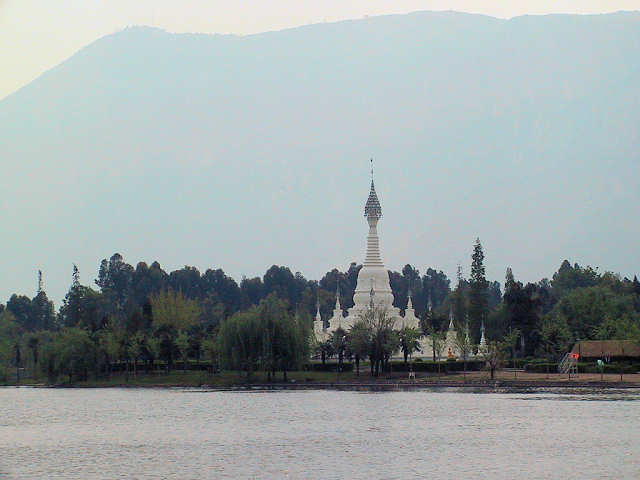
[363,181,384,267]
[347,175,399,322]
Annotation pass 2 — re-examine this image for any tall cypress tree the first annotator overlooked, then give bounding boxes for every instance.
[468,238,488,342]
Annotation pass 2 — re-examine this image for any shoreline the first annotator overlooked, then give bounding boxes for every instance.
[6,379,640,392]
[6,369,640,392]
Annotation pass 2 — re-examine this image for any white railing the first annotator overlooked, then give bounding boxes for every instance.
[558,352,577,374]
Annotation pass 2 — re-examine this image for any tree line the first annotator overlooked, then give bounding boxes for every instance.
[1,239,640,382]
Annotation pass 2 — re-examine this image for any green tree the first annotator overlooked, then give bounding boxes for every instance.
[537,316,572,377]
[469,238,488,343]
[422,268,451,317]
[217,309,262,379]
[96,253,135,317]
[150,290,200,372]
[150,290,201,331]
[398,326,421,365]
[551,260,600,299]
[594,314,640,381]
[31,290,56,331]
[348,319,372,376]
[503,329,521,377]
[145,336,161,372]
[129,332,145,377]
[202,335,218,374]
[97,322,119,379]
[27,333,41,368]
[60,266,107,331]
[330,327,348,377]
[41,328,94,383]
[314,338,334,365]
[258,295,307,381]
[359,306,397,376]
[550,286,637,341]
[0,310,19,383]
[6,294,32,331]
[429,329,446,376]
[175,330,190,372]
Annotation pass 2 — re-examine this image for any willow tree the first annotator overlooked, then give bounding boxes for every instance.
[217,295,308,381]
[217,309,262,379]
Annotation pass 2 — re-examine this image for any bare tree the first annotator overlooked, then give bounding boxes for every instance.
[480,340,510,381]
[429,329,446,378]
[454,333,474,382]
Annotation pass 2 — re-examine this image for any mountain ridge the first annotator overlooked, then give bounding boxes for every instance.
[1,10,639,304]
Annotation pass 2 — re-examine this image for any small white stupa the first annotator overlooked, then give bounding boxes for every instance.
[401,291,420,330]
[327,282,344,332]
[444,306,459,358]
[478,320,488,352]
[313,296,326,342]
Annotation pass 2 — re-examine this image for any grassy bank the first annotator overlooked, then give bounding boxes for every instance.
[4,369,640,388]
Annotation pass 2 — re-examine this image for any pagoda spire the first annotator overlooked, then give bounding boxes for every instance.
[364,160,382,220]
[335,280,341,311]
[448,306,455,330]
[363,159,384,268]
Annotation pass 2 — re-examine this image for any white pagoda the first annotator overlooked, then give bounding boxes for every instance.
[324,171,401,335]
[315,167,474,360]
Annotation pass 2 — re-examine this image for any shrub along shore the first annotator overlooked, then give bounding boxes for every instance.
[5,361,640,389]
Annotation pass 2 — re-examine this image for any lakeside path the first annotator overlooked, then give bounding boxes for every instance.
[8,371,640,390]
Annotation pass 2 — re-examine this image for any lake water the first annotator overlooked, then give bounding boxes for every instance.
[1,387,638,479]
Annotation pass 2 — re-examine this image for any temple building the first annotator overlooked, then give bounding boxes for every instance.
[313,169,472,360]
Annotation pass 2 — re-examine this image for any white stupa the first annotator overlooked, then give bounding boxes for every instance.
[401,292,420,330]
[317,164,470,361]
[327,282,344,331]
[313,296,327,341]
[327,167,401,333]
[479,320,487,352]
[444,306,460,358]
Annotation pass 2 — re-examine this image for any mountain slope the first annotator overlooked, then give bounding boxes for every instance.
[1,11,639,303]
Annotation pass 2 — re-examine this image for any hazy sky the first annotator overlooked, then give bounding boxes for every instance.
[1,0,639,99]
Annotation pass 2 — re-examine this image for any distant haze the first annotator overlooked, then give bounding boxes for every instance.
[2,1,639,100]
[1,11,639,305]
